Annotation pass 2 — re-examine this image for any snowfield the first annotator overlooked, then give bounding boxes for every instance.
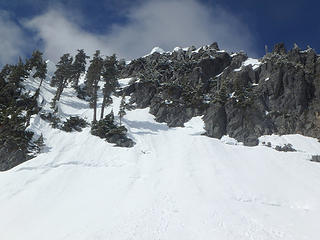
[0,77,320,240]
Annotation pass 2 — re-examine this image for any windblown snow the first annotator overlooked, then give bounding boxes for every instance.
[1,75,320,240]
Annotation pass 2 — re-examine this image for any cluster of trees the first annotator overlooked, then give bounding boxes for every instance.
[51,50,121,124]
[0,50,47,165]
[0,48,130,168]
[50,49,131,147]
[91,110,134,147]
[51,49,89,109]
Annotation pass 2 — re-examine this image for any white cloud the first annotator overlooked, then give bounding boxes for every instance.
[23,0,257,61]
[0,11,28,64]
[107,0,256,58]
[24,9,113,62]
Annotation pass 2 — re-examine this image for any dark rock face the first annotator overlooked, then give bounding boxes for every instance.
[225,101,272,144]
[128,81,158,108]
[203,103,226,139]
[150,99,195,127]
[258,49,319,139]
[273,43,287,55]
[203,45,320,145]
[199,53,231,82]
[122,45,226,127]
[121,43,320,146]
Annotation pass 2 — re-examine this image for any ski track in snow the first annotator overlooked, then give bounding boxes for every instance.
[0,77,320,240]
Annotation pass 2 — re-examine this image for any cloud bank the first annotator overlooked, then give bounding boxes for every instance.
[0,11,29,64]
[24,10,112,62]
[1,0,257,64]
[106,0,256,58]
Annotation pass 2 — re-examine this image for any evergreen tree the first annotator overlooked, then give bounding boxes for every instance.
[100,54,118,119]
[0,65,13,108]
[0,60,38,165]
[71,49,89,89]
[51,54,73,110]
[86,50,103,123]
[215,80,228,104]
[233,80,254,108]
[26,50,47,89]
[9,58,28,83]
[6,58,29,98]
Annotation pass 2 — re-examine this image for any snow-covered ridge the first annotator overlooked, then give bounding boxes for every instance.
[144,44,227,58]
[234,58,262,72]
[1,75,320,240]
[150,46,165,55]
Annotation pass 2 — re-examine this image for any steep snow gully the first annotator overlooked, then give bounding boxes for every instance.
[1,77,320,240]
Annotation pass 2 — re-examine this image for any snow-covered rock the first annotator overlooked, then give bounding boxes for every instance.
[149,46,165,55]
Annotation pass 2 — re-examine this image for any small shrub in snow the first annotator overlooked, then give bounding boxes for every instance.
[274,144,296,152]
[40,113,87,132]
[40,112,62,129]
[76,85,90,100]
[91,112,134,148]
[61,116,88,132]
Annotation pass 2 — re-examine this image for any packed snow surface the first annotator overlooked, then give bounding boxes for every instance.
[1,76,320,240]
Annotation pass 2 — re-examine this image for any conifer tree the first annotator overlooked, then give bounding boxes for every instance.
[100,54,118,119]
[71,49,89,89]
[27,50,47,88]
[8,58,29,95]
[27,51,47,78]
[233,80,253,107]
[0,60,37,162]
[215,80,228,104]
[86,50,103,123]
[51,54,73,110]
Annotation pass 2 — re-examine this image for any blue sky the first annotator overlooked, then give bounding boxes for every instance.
[0,0,319,64]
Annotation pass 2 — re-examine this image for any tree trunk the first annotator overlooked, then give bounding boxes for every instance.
[39,78,44,88]
[73,73,80,89]
[93,82,98,123]
[100,94,106,120]
[56,79,68,102]
[52,79,67,110]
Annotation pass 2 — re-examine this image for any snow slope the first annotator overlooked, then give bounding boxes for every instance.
[1,77,320,240]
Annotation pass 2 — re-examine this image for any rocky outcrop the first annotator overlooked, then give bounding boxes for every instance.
[203,43,320,145]
[126,81,158,108]
[203,103,226,139]
[122,43,229,127]
[122,42,320,145]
